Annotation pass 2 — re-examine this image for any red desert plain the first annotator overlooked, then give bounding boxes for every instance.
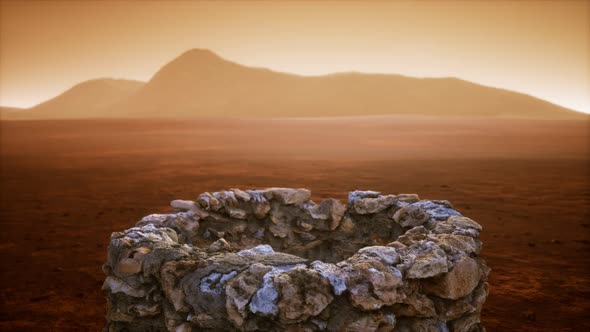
[0,116,588,331]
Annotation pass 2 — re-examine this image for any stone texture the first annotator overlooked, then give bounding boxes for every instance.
[404,244,449,279]
[267,187,311,205]
[349,192,398,214]
[225,263,272,327]
[393,204,430,227]
[103,188,489,331]
[275,267,334,323]
[344,256,404,310]
[424,256,483,300]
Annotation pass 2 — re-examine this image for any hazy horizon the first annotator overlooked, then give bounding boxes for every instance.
[2,48,585,120]
[0,48,582,113]
[1,1,589,114]
[1,2,589,331]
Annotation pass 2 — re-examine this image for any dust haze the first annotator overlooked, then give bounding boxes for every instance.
[0,1,589,331]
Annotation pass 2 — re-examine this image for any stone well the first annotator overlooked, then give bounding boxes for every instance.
[102,188,490,331]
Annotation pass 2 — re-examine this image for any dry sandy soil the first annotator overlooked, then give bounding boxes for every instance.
[0,116,589,331]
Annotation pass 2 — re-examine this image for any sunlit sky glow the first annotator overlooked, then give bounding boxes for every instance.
[1,1,589,114]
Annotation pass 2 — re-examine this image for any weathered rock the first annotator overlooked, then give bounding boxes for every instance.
[128,303,161,317]
[393,204,430,227]
[161,260,198,312]
[237,244,275,257]
[396,194,420,204]
[207,238,233,253]
[269,218,291,238]
[326,298,397,332]
[267,188,311,205]
[338,216,355,233]
[103,276,147,298]
[449,313,483,332]
[432,215,483,238]
[358,246,399,265]
[346,311,397,332]
[103,224,179,278]
[432,282,488,321]
[348,190,381,202]
[433,233,481,262]
[412,201,461,221]
[305,198,347,230]
[248,264,309,317]
[424,256,482,300]
[231,188,252,202]
[344,256,404,310]
[136,213,198,244]
[225,263,272,327]
[246,189,272,219]
[393,288,437,318]
[227,207,248,220]
[103,188,489,331]
[197,192,222,211]
[405,244,449,279]
[214,190,239,209]
[117,246,152,276]
[351,194,397,214]
[253,202,271,219]
[310,261,348,296]
[275,267,334,323]
[170,199,197,211]
[395,317,447,332]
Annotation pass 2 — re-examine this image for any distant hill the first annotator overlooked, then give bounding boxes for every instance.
[3,79,144,119]
[3,49,587,119]
[0,107,25,119]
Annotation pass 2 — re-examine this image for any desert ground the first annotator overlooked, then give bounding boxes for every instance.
[0,116,589,331]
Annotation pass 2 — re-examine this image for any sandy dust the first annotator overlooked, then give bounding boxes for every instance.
[0,116,588,331]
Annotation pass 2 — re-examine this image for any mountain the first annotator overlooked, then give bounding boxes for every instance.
[4,49,587,119]
[0,107,25,119]
[4,79,144,119]
[116,49,587,119]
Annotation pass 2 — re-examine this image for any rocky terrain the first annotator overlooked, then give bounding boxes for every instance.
[103,188,489,331]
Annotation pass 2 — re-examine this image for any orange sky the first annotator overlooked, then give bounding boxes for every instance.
[1,0,589,114]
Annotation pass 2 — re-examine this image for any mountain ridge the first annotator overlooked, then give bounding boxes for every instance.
[3,49,587,120]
